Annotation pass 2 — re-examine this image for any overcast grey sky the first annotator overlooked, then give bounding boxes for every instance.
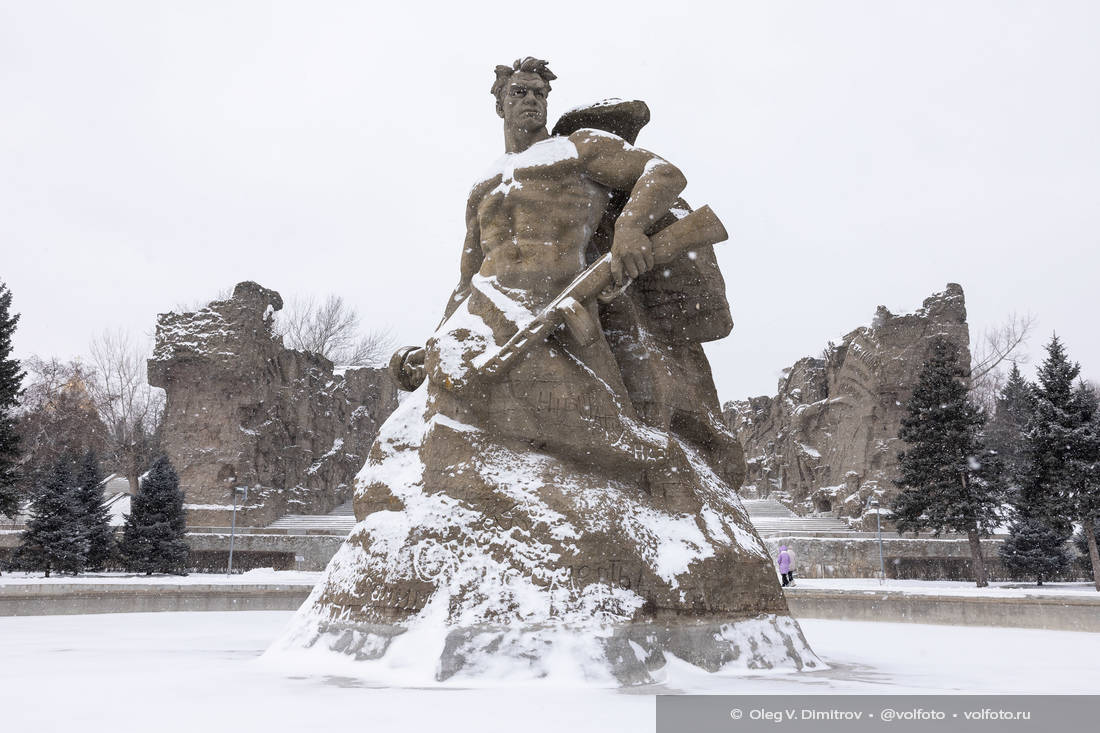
[2,1,1098,401]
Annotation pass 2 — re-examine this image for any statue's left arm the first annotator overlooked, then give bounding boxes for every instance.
[570,129,687,286]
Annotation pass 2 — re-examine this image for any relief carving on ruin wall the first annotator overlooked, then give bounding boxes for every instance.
[723,283,970,526]
[147,281,399,527]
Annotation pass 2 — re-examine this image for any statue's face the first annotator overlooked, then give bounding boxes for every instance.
[500,71,549,132]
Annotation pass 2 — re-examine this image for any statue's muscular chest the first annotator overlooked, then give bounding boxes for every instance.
[474,137,609,248]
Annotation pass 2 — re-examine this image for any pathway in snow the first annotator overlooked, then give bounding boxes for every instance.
[1,611,1097,732]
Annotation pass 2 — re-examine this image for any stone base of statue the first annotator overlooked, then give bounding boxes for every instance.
[266,390,822,684]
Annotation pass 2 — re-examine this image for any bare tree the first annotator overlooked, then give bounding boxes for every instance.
[970,313,1035,411]
[18,356,93,412]
[87,330,165,496]
[344,327,397,367]
[15,356,108,497]
[277,295,394,367]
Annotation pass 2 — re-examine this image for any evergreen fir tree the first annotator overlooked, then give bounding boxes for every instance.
[998,335,1087,585]
[0,280,24,521]
[17,459,88,576]
[1067,381,1100,590]
[1017,335,1080,534]
[986,362,1033,497]
[75,450,115,571]
[998,517,1072,584]
[891,338,1003,587]
[119,455,188,574]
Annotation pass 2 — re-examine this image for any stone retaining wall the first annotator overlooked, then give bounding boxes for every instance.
[2,529,345,572]
[762,536,1002,579]
[186,532,345,571]
[4,531,1084,579]
[5,583,1098,633]
[786,588,1100,632]
[761,535,1055,581]
[0,583,311,616]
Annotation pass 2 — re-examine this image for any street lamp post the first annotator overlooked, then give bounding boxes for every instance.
[227,486,248,578]
[870,497,885,585]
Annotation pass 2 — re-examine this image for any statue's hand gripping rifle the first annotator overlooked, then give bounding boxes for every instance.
[476,205,728,380]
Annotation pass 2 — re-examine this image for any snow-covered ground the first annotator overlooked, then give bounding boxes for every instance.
[1,611,1097,732]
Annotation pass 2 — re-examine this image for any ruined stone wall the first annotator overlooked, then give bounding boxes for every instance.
[724,284,970,524]
[148,281,399,527]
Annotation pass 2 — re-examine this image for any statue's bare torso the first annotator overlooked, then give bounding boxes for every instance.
[446,128,687,319]
[474,134,609,305]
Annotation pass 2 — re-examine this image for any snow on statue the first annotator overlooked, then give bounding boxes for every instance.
[266,57,822,683]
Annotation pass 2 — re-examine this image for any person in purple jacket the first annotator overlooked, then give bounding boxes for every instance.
[778,545,794,587]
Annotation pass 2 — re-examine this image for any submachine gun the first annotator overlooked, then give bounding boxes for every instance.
[390,205,728,391]
[477,205,728,379]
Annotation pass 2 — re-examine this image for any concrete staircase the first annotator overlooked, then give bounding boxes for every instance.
[265,499,356,533]
[741,498,853,535]
[328,500,354,516]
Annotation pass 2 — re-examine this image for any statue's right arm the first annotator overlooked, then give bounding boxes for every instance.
[438,187,485,324]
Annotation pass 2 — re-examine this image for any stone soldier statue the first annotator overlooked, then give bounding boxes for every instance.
[270,58,818,684]
[392,56,745,496]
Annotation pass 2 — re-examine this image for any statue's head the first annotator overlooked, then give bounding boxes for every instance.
[491,57,556,132]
